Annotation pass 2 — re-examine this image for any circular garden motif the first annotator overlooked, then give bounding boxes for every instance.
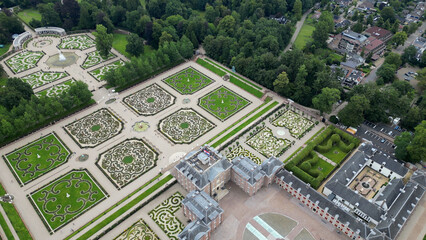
[123,84,176,116]
[29,169,107,233]
[5,51,45,74]
[96,139,158,189]
[158,108,215,144]
[149,192,184,240]
[114,219,159,240]
[133,121,149,132]
[4,132,70,186]
[162,67,214,95]
[33,39,53,48]
[21,70,69,89]
[199,86,251,121]
[64,108,123,148]
[58,35,95,50]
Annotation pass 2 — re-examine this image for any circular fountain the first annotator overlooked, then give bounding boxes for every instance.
[45,50,79,68]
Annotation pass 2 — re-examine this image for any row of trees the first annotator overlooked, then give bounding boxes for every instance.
[0,11,24,44]
[0,78,93,145]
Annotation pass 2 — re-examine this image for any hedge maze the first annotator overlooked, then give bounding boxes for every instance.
[114,219,159,240]
[271,110,314,139]
[285,126,360,189]
[29,169,107,233]
[226,146,262,165]
[4,132,70,186]
[149,192,185,240]
[246,127,291,158]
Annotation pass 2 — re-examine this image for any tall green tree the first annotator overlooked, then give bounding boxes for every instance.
[178,35,194,59]
[312,87,341,114]
[126,33,144,57]
[384,52,402,68]
[338,95,370,127]
[394,132,413,161]
[401,45,418,66]
[377,63,396,84]
[406,121,426,163]
[93,24,113,59]
[38,3,62,27]
[391,31,407,47]
[274,71,289,95]
[312,21,329,48]
[293,0,302,20]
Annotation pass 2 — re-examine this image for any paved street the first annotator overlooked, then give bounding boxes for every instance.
[393,21,426,55]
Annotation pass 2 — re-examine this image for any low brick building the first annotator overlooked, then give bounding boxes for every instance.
[364,26,393,43]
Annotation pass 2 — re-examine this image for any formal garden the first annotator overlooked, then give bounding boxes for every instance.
[271,109,314,139]
[35,79,75,97]
[28,169,107,233]
[5,51,45,74]
[64,108,124,148]
[123,83,176,116]
[158,108,215,144]
[285,126,360,189]
[21,70,69,89]
[162,67,214,95]
[58,35,95,50]
[97,139,158,189]
[199,86,251,121]
[89,60,125,81]
[246,127,291,158]
[148,192,185,240]
[226,145,262,165]
[4,132,70,186]
[114,219,159,240]
[81,51,116,69]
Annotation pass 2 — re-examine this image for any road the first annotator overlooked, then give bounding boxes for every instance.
[363,57,384,83]
[284,9,312,52]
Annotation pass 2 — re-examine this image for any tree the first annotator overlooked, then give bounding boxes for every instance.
[367,14,373,25]
[402,106,423,130]
[394,132,413,161]
[125,33,144,57]
[406,121,426,163]
[178,35,194,59]
[338,95,370,127]
[159,31,173,46]
[312,21,329,48]
[318,11,334,33]
[93,24,113,59]
[38,3,62,27]
[274,71,289,95]
[293,0,302,20]
[417,68,426,92]
[312,87,341,114]
[217,15,236,36]
[381,6,395,23]
[352,22,363,33]
[391,31,407,47]
[401,45,418,66]
[377,63,396,83]
[384,52,402,68]
[421,51,426,68]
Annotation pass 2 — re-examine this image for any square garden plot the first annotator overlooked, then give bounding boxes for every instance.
[5,51,45,74]
[199,86,251,121]
[58,35,95,50]
[246,127,291,158]
[149,192,184,240]
[64,108,123,148]
[271,110,314,138]
[35,79,75,98]
[89,60,125,82]
[81,51,116,69]
[3,132,70,186]
[123,83,175,116]
[21,70,69,89]
[28,169,107,233]
[97,138,158,189]
[162,67,214,95]
[114,219,159,240]
[158,108,215,144]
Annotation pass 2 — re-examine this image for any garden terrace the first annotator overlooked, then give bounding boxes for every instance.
[271,109,314,139]
[162,67,214,95]
[5,51,44,73]
[285,126,360,189]
[58,35,95,50]
[35,79,75,97]
[21,70,69,89]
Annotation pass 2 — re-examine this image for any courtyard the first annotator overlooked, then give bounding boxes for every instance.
[348,166,389,200]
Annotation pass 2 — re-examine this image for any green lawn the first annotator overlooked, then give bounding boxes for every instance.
[212,101,279,147]
[17,9,42,25]
[0,211,14,240]
[311,158,335,177]
[163,67,214,94]
[112,33,129,58]
[294,15,315,49]
[320,145,348,164]
[199,86,250,121]
[29,170,107,232]
[0,43,11,57]
[5,133,71,185]
[0,183,32,240]
[75,175,173,240]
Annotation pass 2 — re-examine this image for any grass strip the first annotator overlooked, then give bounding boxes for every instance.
[0,211,14,240]
[205,97,271,145]
[74,175,173,240]
[64,174,162,240]
[0,183,32,240]
[283,146,303,163]
[196,58,263,98]
[212,101,279,148]
[205,58,262,90]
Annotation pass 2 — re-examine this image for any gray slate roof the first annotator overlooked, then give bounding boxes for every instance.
[178,220,210,240]
[232,156,283,185]
[409,170,426,188]
[182,190,223,225]
[375,179,404,208]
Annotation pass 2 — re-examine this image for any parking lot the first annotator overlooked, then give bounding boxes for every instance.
[356,124,396,156]
[397,66,421,91]
[363,120,402,139]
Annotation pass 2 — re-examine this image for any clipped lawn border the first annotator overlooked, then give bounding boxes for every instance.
[75,175,174,240]
[122,83,176,116]
[198,85,251,122]
[162,66,215,95]
[3,131,71,186]
[27,169,108,234]
[63,108,124,149]
[0,183,33,239]
[212,101,280,148]
[96,138,158,190]
[158,108,216,145]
